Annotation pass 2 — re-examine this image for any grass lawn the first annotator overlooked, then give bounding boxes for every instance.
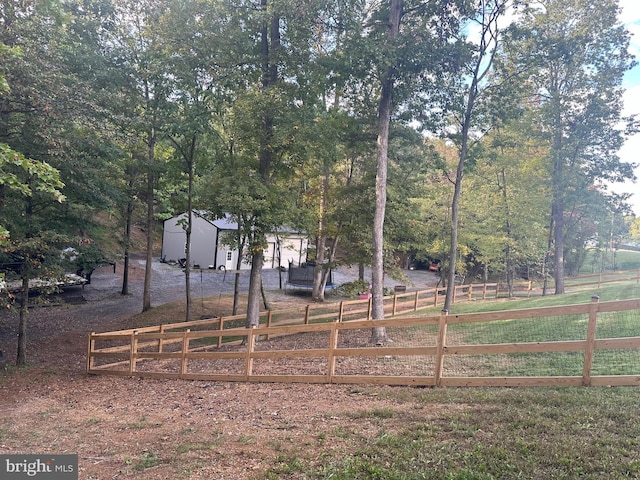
[581,248,640,274]
[256,281,640,479]
[265,386,640,480]
[407,281,640,378]
[426,279,640,315]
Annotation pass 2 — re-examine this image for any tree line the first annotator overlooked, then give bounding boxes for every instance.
[0,0,636,363]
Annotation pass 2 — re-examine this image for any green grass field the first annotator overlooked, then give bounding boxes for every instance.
[263,386,640,479]
[259,277,640,480]
[581,248,640,274]
[435,279,640,316]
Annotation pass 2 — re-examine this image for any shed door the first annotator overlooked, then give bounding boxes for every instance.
[225,251,234,270]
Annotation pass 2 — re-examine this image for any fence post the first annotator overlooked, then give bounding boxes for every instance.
[181,329,191,377]
[528,281,532,298]
[265,310,274,341]
[327,320,339,383]
[217,317,224,347]
[304,305,311,325]
[392,294,398,316]
[468,284,473,301]
[367,297,372,320]
[434,288,439,307]
[582,296,600,386]
[338,301,344,322]
[245,326,256,381]
[158,324,166,353]
[414,291,420,311]
[86,333,95,373]
[129,331,138,375]
[434,309,449,387]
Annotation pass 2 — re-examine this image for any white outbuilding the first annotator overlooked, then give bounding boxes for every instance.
[161,212,308,270]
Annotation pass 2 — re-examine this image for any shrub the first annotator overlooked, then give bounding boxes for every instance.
[336,280,371,298]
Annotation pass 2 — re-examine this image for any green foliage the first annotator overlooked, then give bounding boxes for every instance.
[0,141,66,248]
[0,144,65,200]
[501,0,635,289]
[0,42,20,94]
[629,217,640,242]
[336,280,371,297]
[0,0,635,313]
[1,232,68,277]
[460,121,550,282]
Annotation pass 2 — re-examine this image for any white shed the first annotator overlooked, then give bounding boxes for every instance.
[161,212,308,270]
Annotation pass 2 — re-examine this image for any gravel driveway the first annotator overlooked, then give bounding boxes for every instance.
[75,257,439,307]
[0,257,438,366]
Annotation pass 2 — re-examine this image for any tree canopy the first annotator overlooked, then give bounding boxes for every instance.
[0,0,636,358]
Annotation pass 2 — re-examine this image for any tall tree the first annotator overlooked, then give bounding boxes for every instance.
[219,0,336,327]
[98,0,176,311]
[441,0,511,310]
[0,0,108,365]
[464,121,550,292]
[0,146,65,366]
[348,0,466,342]
[504,0,635,293]
[243,0,281,327]
[369,0,403,344]
[156,0,219,321]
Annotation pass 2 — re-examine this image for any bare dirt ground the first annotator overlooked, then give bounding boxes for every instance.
[0,259,440,479]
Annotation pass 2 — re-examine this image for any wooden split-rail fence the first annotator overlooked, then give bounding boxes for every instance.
[87,273,640,387]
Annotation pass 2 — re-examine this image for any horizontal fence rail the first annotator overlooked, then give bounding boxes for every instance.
[88,294,640,387]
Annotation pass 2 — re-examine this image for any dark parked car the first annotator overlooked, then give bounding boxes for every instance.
[409,258,441,272]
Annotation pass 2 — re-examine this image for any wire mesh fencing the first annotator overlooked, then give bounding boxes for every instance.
[88,297,640,387]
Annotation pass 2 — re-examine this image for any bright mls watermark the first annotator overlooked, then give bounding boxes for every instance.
[0,455,77,479]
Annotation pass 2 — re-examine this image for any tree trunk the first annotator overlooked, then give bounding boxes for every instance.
[312,233,326,301]
[500,168,514,298]
[445,152,464,311]
[445,65,477,311]
[552,197,565,294]
[245,0,278,327]
[319,234,340,295]
[312,165,330,301]
[184,141,195,322]
[542,217,553,296]
[121,171,135,296]
[232,270,241,316]
[551,98,565,294]
[16,276,29,366]
[142,167,154,312]
[260,277,270,310]
[370,0,403,345]
[121,200,133,296]
[184,209,192,322]
[232,227,245,316]
[246,249,264,328]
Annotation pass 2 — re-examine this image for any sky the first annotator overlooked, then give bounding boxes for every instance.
[610,0,640,215]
